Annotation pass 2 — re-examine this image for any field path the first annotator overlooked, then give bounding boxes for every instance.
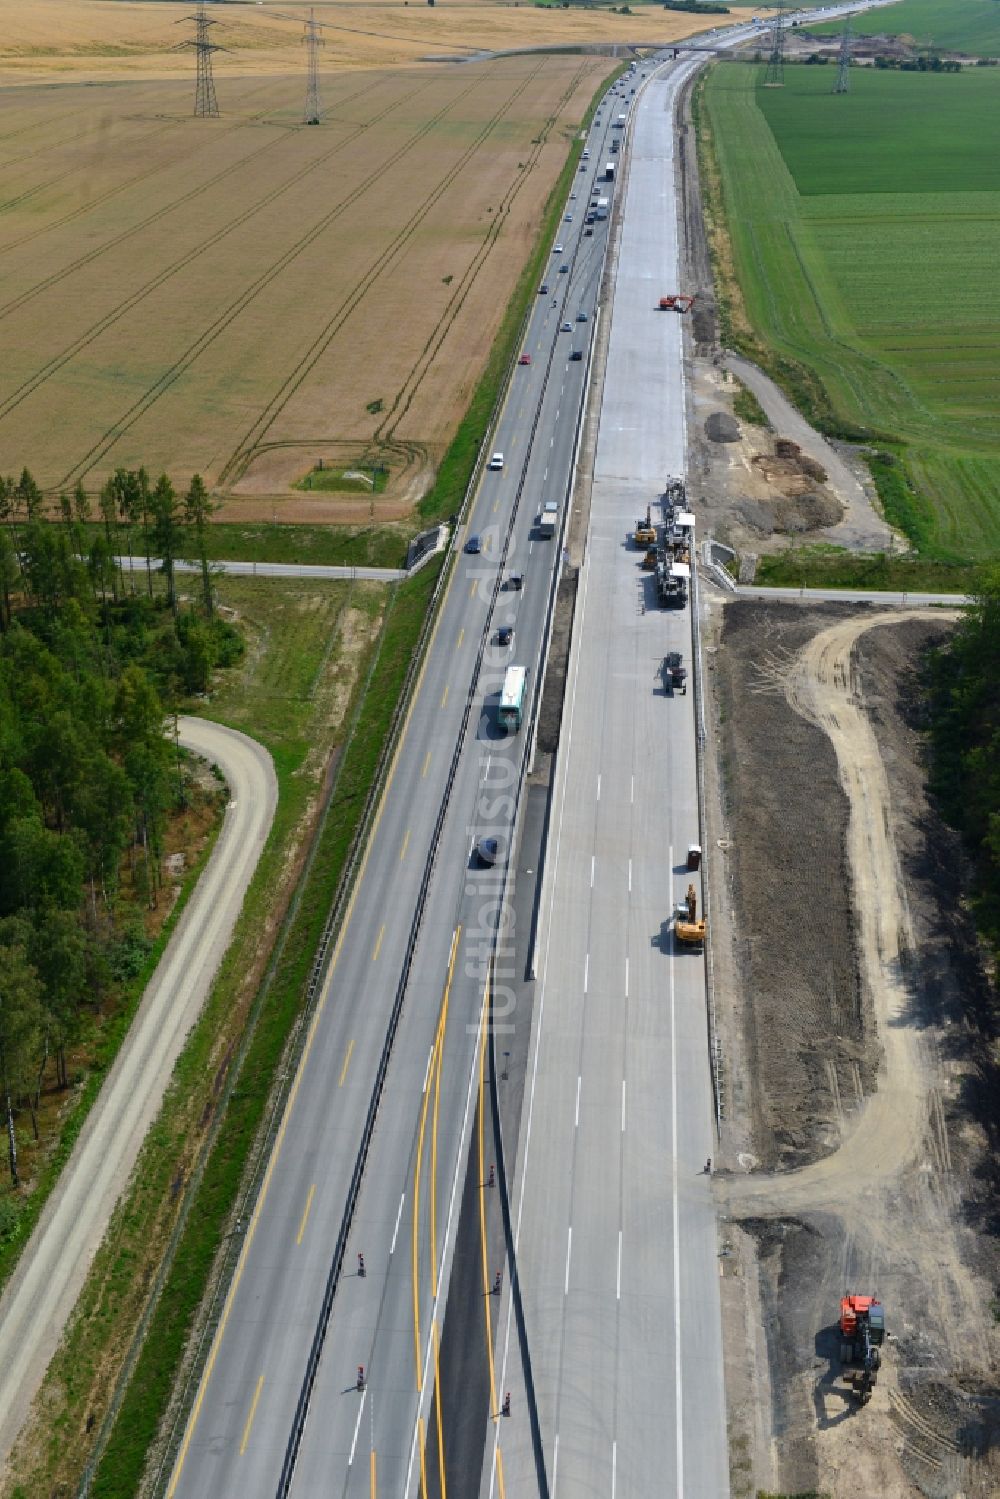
[0,719,276,1470]
[720,608,956,1214]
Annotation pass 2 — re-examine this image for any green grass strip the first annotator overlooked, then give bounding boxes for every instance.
[755,546,978,594]
[87,561,442,1498]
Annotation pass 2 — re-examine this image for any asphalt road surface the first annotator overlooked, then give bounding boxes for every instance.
[167,90,621,1499]
[0,718,276,1467]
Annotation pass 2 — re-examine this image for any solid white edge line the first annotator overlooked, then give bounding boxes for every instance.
[670,842,684,1498]
[575,1075,581,1128]
[617,1230,622,1302]
[564,1227,572,1296]
[612,1437,618,1498]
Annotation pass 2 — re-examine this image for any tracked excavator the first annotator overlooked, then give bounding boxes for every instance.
[839,1295,885,1406]
[674,885,706,946]
[634,506,656,548]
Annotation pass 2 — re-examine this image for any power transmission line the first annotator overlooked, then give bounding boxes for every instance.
[833,14,852,94]
[763,5,785,88]
[303,7,324,125]
[175,3,226,118]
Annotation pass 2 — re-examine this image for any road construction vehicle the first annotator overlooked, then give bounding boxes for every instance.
[663,651,687,694]
[674,885,706,946]
[658,294,695,313]
[634,508,656,548]
[839,1295,885,1406]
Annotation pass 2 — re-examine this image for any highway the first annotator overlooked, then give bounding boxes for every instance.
[168,14,887,1496]
[481,53,727,1499]
[167,87,624,1499]
[0,719,276,1466]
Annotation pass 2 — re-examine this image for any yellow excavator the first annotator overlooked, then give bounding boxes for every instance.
[634,506,656,548]
[675,885,706,946]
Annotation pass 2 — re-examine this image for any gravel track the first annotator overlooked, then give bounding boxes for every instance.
[0,718,276,1470]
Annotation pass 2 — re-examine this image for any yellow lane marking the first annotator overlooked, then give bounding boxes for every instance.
[432,1319,447,1499]
[372,925,385,963]
[371,1447,377,1499]
[469,581,477,599]
[430,974,450,1299]
[296,1184,316,1246]
[400,829,410,862]
[418,1416,429,1499]
[493,499,500,513]
[477,979,500,1423]
[421,751,432,778]
[412,929,460,1390]
[239,1375,264,1456]
[166,409,458,1493]
[338,1039,355,1088]
[457,627,464,649]
[497,1447,506,1499]
[440,684,449,709]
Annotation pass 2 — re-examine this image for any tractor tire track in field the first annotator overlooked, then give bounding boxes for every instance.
[55,69,524,491]
[0,75,389,288]
[0,78,377,262]
[0,79,438,432]
[0,106,89,149]
[0,119,171,215]
[220,62,548,485]
[374,63,590,449]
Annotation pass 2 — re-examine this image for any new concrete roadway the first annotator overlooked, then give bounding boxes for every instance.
[482,53,727,1499]
[0,719,276,1468]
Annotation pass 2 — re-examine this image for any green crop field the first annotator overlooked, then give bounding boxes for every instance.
[703,63,1000,559]
[811,0,1000,56]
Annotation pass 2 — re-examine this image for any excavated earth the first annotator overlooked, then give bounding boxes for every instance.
[708,601,1000,1499]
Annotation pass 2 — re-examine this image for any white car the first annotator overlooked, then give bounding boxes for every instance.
[488,453,504,471]
[554,243,564,254]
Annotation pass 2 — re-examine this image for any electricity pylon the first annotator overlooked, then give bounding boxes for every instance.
[175,4,226,118]
[303,8,324,124]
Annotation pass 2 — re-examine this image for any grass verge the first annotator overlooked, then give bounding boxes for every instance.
[731,376,770,429]
[417,64,624,525]
[82,562,443,1499]
[754,546,978,595]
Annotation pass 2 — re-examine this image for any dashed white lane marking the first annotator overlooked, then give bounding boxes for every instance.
[596,774,601,801]
[617,1233,622,1302]
[390,1192,405,1255]
[348,1389,367,1466]
[422,1045,434,1094]
[584,954,589,993]
[628,858,632,892]
[591,855,595,888]
[621,1079,626,1134]
[575,1075,581,1127]
[624,957,629,998]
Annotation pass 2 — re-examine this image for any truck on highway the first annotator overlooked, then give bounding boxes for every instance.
[498,666,528,732]
[595,196,610,219]
[605,162,616,182]
[538,501,559,539]
[614,113,626,128]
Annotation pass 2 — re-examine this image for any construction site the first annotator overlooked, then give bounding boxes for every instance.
[702,599,1000,1497]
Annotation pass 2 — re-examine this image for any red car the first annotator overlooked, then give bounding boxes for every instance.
[518,353,531,366]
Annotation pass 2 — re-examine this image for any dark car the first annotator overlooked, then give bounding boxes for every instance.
[539,282,549,294]
[465,534,482,554]
[570,350,583,361]
[497,626,514,647]
[584,228,594,237]
[477,836,500,867]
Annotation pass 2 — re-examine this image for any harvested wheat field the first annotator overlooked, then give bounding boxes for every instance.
[0,0,753,516]
[0,0,737,84]
[0,54,607,512]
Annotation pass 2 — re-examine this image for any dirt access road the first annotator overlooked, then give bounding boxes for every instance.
[0,719,276,1473]
[710,602,1000,1498]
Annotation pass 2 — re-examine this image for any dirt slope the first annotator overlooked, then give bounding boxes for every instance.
[711,602,1000,1499]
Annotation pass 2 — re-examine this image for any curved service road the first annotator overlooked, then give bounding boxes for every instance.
[0,718,276,1468]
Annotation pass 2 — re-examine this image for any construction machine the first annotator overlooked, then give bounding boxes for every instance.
[663,651,687,694]
[658,294,695,313]
[634,506,656,548]
[674,885,706,945]
[839,1295,885,1406]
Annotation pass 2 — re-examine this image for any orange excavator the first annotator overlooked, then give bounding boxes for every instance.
[839,1295,885,1405]
[658,294,695,313]
[674,885,706,946]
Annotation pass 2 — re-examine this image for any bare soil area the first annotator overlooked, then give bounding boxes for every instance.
[708,600,1000,1498]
